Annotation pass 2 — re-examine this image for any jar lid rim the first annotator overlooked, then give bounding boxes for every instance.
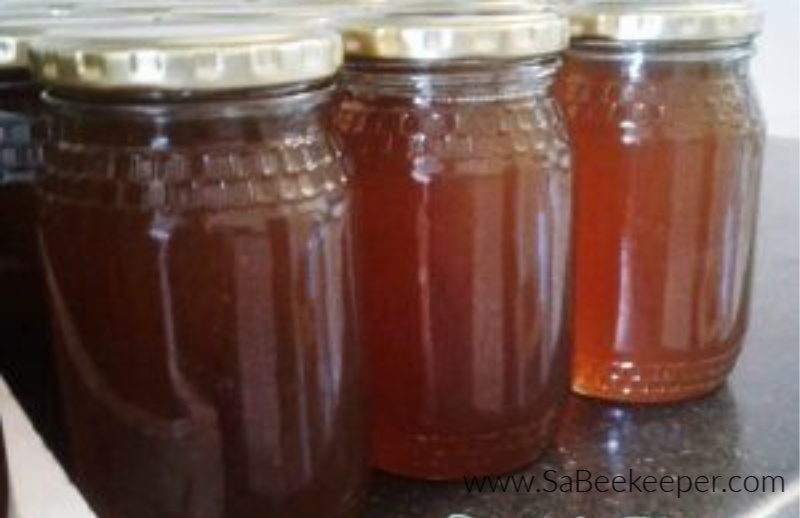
[568,1,763,43]
[0,14,173,70]
[340,9,570,61]
[29,22,344,91]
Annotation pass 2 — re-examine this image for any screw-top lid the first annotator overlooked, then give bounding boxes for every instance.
[30,23,343,91]
[568,1,763,43]
[68,0,249,17]
[0,21,50,70]
[0,3,76,18]
[0,14,167,70]
[160,3,367,28]
[383,0,563,12]
[340,8,569,61]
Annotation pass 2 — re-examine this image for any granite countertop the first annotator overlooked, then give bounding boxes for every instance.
[366,138,800,518]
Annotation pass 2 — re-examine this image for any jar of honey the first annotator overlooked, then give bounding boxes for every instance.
[335,10,572,479]
[32,24,365,518]
[0,21,47,342]
[0,21,60,457]
[557,2,765,403]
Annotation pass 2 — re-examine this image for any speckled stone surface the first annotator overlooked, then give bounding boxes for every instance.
[364,139,800,518]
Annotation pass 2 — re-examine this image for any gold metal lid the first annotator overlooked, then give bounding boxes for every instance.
[0,15,160,70]
[568,1,763,43]
[0,21,48,70]
[381,0,554,14]
[0,3,89,70]
[159,4,349,28]
[30,23,343,90]
[0,4,76,18]
[383,0,560,11]
[162,2,388,34]
[69,0,249,17]
[341,9,569,60]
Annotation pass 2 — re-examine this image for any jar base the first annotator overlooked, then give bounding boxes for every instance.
[371,403,561,480]
[571,345,741,404]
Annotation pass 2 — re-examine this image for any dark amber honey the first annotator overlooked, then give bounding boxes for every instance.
[336,61,572,478]
[39,87,365,518]
[0,70,46,341]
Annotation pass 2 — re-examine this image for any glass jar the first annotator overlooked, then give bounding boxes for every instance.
[33,24,365,518]
[0,22,59,461]
[335,11,572,479]
[0,22,47,342]
[557,2,766,403]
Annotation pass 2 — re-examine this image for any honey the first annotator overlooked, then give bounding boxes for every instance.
[558,2,765,403]
[336,11,572,478]
[34,25,366,518]
[0,28,47,343]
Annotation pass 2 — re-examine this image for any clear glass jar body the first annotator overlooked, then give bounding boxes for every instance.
[39,85,366,518]
[556,42,765,403]
[334,60,572,479]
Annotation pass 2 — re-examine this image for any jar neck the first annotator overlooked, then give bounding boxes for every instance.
[340,57,560,103]
[568,39,755,64]
[42,80,335,121]
[564,40,754,82]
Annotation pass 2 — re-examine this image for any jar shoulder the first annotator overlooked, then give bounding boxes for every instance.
[40,108,349,212]
[556,66,765,138]
[333,95,571,169]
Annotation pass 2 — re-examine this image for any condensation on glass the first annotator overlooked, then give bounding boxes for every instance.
[335,11,572,479]
[557,2,766,403]
[34,25,365,518]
